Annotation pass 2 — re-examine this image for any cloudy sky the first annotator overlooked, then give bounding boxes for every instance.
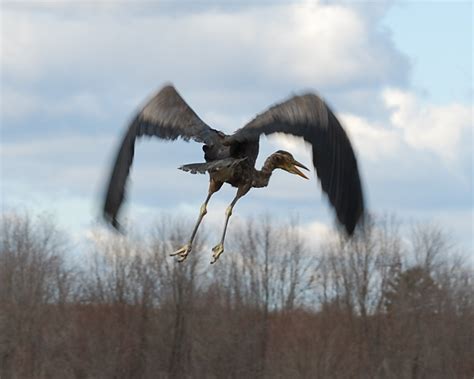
[1,0,472,254]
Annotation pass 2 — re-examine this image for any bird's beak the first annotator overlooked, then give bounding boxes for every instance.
[288,160,310,180]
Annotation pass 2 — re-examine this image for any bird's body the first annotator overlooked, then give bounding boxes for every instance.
[181,151,307,189]
[103,84,364,263]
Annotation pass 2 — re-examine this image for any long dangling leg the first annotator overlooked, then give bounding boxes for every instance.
[171,180,222,262]
[211,186,250,264]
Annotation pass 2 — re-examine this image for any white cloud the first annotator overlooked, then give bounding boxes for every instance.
[383,88,472,163]
[2,2,408,92]
[264,3,390,86]
[340,113,401,161]
[297,220,332,247]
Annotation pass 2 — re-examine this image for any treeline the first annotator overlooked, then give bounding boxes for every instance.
[0,213,473,378]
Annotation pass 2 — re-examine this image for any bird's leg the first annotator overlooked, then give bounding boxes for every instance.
[171,181,222,262]
[170,192,212,262]
[211,186,249,264]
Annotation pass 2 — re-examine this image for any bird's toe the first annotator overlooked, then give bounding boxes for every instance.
[210,243,224,264]
[170,244,192,262]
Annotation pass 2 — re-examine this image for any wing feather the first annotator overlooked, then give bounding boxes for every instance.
[135,85,217,143]
[230,94,364,235]
[103,84,219,229]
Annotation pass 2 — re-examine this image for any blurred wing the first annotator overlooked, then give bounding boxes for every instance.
[103,85,220,229]
[230,94,364,235]
[134,85,219,143]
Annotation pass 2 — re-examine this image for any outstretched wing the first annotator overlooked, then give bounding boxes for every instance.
[230,93,364,235]
[103,84,220,229]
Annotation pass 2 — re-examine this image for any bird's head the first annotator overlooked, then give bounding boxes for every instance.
[271,150,309,179]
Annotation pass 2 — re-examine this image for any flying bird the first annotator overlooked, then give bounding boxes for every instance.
[103,84,364,263]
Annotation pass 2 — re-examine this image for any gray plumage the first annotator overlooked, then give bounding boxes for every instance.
[103,84,364,235]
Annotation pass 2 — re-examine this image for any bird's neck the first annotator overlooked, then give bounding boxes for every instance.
[252,156,278,188]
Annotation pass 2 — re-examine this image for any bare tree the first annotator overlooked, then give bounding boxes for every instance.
[0,212,75,378]
[1,211,472,378]
[149,217,202,378]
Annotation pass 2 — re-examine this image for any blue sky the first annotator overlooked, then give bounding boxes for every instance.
[1,0,472,254]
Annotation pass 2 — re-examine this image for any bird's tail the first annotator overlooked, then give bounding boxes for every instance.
[178,162,213,174]
[179,157,247,174]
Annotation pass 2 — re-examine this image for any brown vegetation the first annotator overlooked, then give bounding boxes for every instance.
[0,212,473,378]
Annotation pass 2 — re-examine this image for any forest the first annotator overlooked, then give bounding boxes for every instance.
[0,212,473,378]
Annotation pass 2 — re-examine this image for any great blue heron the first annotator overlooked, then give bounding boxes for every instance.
[103,84,364,263]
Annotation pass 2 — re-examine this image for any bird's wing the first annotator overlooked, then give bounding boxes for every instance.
[133,85,220,143]
[229,93,364,235]
[103,85,220,229]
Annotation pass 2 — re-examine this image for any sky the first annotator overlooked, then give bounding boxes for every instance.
[1,0,472,256]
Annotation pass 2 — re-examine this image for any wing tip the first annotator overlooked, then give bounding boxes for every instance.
[160,82,177,94]
[103,210,124,233]
[344,210,364,236]
[342,194,365,236]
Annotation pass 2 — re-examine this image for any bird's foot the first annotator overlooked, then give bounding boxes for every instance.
[170,244,192,263]
[210,243,224,264]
